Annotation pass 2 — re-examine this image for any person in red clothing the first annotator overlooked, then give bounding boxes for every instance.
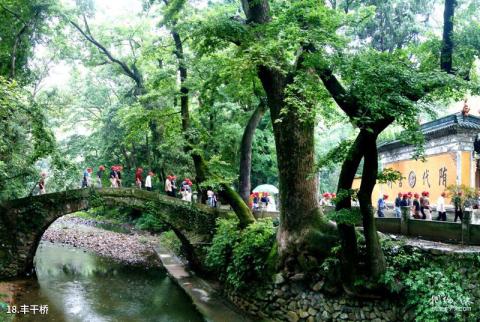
[135,168,143,188]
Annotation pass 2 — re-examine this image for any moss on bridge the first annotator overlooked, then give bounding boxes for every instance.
[0,188,231,279]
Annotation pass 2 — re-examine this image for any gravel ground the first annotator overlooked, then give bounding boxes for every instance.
[41,215,162,268]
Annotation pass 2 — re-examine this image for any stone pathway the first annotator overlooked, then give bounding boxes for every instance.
[154,245,259,322]
[388,234,480,254]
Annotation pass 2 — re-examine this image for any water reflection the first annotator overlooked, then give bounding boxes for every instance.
[13,242,204,322]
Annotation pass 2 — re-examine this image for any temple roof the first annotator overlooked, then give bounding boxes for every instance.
[378,113,480,152]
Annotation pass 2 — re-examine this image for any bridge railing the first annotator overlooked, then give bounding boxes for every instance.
[253,205,480,246]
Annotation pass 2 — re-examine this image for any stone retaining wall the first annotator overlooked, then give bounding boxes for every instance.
[227,283,400,322]
[224,243,480,322]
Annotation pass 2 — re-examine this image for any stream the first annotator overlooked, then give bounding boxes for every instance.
[10,241,205,322]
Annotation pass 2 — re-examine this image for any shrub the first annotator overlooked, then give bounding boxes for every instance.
[135,212,168,232]
[402,267,470,322]
[381,242,476,322]
[205,218,241,279]
[134,202,169,232]
[226,219,276,290]
[206,218,276,291]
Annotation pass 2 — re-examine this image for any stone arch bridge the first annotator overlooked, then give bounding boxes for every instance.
[0,188,230,279]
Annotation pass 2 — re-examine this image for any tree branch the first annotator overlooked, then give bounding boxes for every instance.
[69,16,142,88]
[0,3,26,23]
[314,65,359,118]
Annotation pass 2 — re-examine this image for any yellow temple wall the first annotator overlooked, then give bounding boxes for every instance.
[353,151,474,205]
[462,151,472,187]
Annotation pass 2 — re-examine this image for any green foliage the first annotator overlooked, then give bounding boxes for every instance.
[159,230,182,254]
[381,241,477,321]
[447,184,478,210]
[135,202,169,232]
[0,0,60,81]
[403,268,470,322]
[0,77,56,200]
[333,188,358,204]
[88,190,105,208]
[377,167,404,184]
[205,218,240,279]
[316,139,354,171]
[206,218,276,290]
[326,208,361,225]
[345,0,435,53]
[0,301,14,322]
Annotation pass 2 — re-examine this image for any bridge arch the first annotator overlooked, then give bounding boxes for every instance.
[0,188,224,279]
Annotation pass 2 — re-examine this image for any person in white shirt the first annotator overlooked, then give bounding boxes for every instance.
[145,172,153,191]
[181,188,192,202]
[165,176,172,196]
[207,189,214,207]
[266,195,276,211]
[436,192,447,221]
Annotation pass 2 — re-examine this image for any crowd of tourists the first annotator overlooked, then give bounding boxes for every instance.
[35,165,220,208]
[319,192,337,206]
[249,192,275,210]
[76,166,218,205]
[377,190,471,222]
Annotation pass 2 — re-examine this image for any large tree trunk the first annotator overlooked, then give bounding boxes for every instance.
[441,0,456,73]
[239,100,267,203]
[357,130,386,279]
[271,98,337,270]
[256,67,337,270]
[241,0,340,266]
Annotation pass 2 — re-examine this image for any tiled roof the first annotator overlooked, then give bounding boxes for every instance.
[378,113,480,152]
[421,113,480,134]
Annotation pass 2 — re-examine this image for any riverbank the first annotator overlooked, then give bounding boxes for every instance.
[39,214,256,322]
[41,215,162,268]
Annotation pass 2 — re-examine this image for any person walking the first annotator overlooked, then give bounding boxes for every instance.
[109,166,118,188]
[400,193,409,207]
[145,171,153,191]
[207,189,215,207]
[116,166,123,187]
[454,191,464,222]
[412,193,421,219]
[135,168,143,188]
[212,191,218,208]
[419,192,426,219]
[422,191,431,220]
[181,178,192,192]
[436,192,447,221]
[377,194,388,217]
[82,168,92,188]
[38,173,47,195]
[181,187,192,202]
[171,175,177,197]
[407,192,413,206]
[97,165,105,188]
[165,175,173,196]
[394,192,402,218]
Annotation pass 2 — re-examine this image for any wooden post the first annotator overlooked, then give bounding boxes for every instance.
[461,210,472,244]
[401,206,410,235]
